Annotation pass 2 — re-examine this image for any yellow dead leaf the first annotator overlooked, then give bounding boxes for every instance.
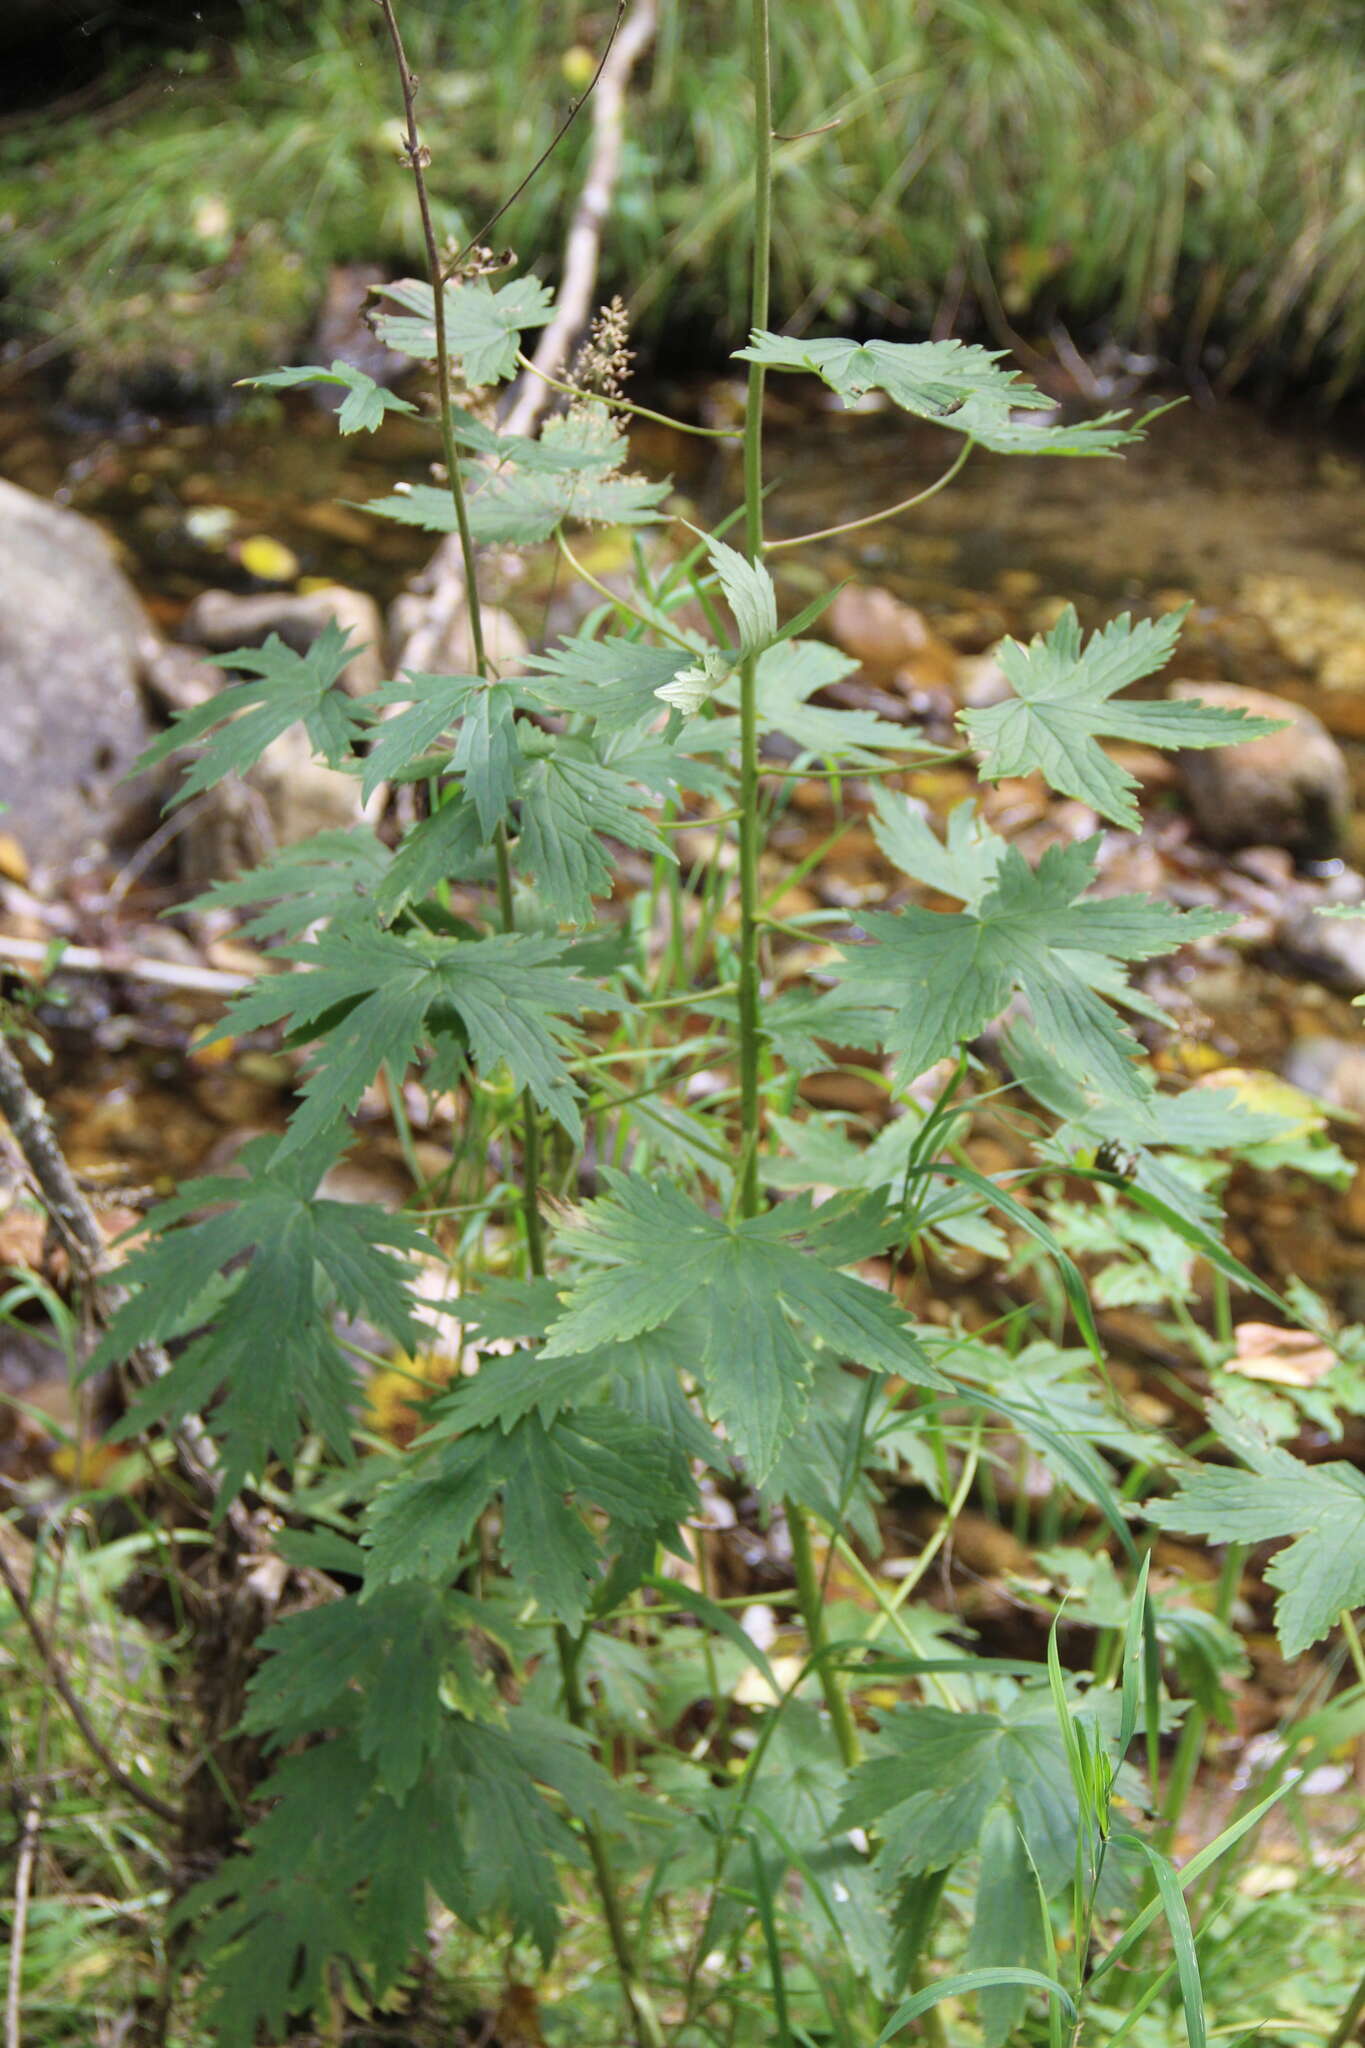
[1195,1067,1325,1138]
[235,534,300,584]
[0,831,30,883]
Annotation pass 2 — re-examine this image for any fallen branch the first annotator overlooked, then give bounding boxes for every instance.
[4,1783,42,2048]
[0,934,251,996]
[501,0,658,440]
[397,0,657,673]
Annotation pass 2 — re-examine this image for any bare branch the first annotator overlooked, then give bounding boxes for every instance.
[501,0,658,441]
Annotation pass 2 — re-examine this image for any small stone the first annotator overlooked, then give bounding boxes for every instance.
[0,834,29,885]
[1281,1034,1365,1114]
[956,653,1012,710]
[995,568,1040,601]
[1276,905,1365,994]
[1170,680,1349,858]
[827,584,930,673]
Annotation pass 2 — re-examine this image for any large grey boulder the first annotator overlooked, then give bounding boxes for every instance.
[0,479,156,882]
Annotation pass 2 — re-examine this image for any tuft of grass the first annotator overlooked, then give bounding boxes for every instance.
[6,0,1365,404]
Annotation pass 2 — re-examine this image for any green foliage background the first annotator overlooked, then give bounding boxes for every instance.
[6,0,1365,402]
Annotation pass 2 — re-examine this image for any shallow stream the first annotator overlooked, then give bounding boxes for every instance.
[8,374,1365,1327]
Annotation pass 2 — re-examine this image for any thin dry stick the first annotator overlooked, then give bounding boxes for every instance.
[0,1543,182,1829]
[0,934,250,996]
[5,1786,41,2048]
[500,0,658,441]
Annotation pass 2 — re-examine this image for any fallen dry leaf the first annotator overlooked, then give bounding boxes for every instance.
[1227,1321,1337,1388]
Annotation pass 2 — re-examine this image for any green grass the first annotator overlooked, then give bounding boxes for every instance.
[6,0,1365,404]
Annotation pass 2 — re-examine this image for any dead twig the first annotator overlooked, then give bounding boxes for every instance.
[500,0,658,442]
[0,934,251,997]
[4,1785,42,2048]
[395,1,655,671]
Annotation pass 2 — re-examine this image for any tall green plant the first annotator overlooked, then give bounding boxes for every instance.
[85,3,1365,2043]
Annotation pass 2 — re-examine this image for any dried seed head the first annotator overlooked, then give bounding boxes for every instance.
[569,296,634,400]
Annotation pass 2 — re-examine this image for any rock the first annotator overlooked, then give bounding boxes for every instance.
[1281,1035,1365,1114]
[828,584,931,673]
[956,653,1012,710]
[1276,905,1365,994]
[1169,680,1349,859]
[139,639,221,713]
[1240,573,1365,692]
[180,584,386,697]
[0,478,156,882]
[250,726,367,846]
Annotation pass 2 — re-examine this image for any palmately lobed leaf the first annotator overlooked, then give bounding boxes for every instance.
[367,466,668,545]
[540,1172,942,1478]
[133,621,367,807]
[1149,1414,1365,1655]
[363,1405,694,1627]
[735,331,1022,416]
[868,792,1006,905]
[181,827,392,945]
[511,733,674,923]
[241,360,418,434]
[372,273,554,385]
[841,1686,1109,1895]
[707,534,778,652]
[213,925,602,1149]
[961,606,1284,827]
[835,834,1232,1101]
[88,1133,431,1499]
[525,632,702,730]
[734,330,1143,455]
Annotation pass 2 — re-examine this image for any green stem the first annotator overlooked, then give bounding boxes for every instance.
[736,0,772,1225]
[556,1628,665,2048]
[493,826,546,1275]
[1340,1607,1365,1689]
[515,350,741,439]
[765,439,972,551]
[735,0,860,1783]
[381,0,553,1285]
[1327,1961,1365,2048]
[788,1495,861,1770]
